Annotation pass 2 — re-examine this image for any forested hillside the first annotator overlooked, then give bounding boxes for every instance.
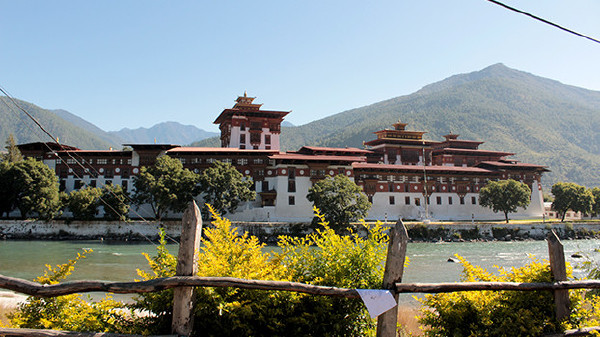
[0,97,116,150]
[278,64,600,188]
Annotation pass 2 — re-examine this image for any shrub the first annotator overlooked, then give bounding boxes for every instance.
[9,249,127,332]
[418,256,579,337]
[131,206,388,336]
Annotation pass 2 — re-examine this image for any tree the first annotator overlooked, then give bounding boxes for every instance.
[11,158,61,220]
[132,155,199,220]
[551,182,595,222]
[101,184,130,221]
[479,179,531,223]
[0,162,17,217]
[592,187,600,218]
[1,134,23,163]
[65,187,102,220]
[197,161,256,217]
[306,174,370,232]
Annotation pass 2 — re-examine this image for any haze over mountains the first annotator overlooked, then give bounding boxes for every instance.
[2,63,599,188]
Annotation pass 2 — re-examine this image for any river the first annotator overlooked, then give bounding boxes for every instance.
[1,239,600,304]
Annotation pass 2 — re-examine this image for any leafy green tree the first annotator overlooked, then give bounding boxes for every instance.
[11,158,61,220]
[0,162,17,217]
[101,184,130,221]
[306,174,371,232]
[551,182,595,221]
[590,187,600,218]
[65,187,103,220]
[132,155,199,220]
[479,179,531,223]
[197,161,256,217]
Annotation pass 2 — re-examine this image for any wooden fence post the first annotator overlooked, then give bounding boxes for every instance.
[376,219,409,337]
[547,230,569,322]
[172,201,203,336]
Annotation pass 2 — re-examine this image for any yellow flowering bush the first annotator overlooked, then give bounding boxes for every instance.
[418,255,577,337]
[9,249,127,333]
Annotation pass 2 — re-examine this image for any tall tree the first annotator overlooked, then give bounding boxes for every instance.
[197,161,256,217]
[592,187,600,218]
[65,187,103,220]
[306,174,371,232]
[551,182,595,221]
[101,184,130,221]
[2,134,23,163]
[479,179,531,223]
[133,155,199,220]
[11,158,61,220]
[0,162,17,217]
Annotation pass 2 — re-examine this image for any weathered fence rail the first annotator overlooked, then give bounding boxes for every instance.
[0,201,599,337]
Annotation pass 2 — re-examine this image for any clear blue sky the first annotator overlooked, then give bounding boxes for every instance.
[1,0,599,133]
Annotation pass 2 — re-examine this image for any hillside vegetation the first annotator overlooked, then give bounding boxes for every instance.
[277,64,600,188]
[0,97,116,150]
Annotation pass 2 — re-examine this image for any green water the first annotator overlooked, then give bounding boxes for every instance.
[1,239,600,303]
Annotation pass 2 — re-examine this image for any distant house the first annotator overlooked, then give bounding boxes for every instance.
[543,202,582,221]
[18,94,549,222]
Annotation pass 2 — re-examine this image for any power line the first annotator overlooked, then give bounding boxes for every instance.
[486,0,600,45]
[0,90,165,245]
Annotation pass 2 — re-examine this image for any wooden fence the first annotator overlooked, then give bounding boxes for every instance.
[0,201,599,337]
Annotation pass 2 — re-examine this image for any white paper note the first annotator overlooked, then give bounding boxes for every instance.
[356,289,397,319]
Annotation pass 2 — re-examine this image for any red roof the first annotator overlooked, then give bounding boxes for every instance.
[213,109,290,124]
[299,146,372,154]
[477,161,549,171]
[270,153,367,163]
[353,163,494,174]
[168,147,278,154]
[432,148,514,156]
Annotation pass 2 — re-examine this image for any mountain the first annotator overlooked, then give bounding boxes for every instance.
[52,109,122,148]
[278,63,600,188]
[108,122,218,145]
[0,97,117,150]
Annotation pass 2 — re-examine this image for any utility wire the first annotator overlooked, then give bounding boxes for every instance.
[0,90,167,245]
[486,0,600,45]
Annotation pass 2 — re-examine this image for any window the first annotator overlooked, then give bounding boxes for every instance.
[436,196,442,205]
[240,134,246,144]
[122,180,128,191]
[97,159,107,164]
[257,169,264,176]
[222,158,232,164]
[238,158,248,165]
[74,180,82,190]
[368,196,373,203]
[240,122,246,131]
[460,196,465,205]
[265,135,271,145]
[207,158,215,164]
[288,180,296,192]
[104,169,113,178]
[59,180,66,192]
[471,196,477,204]
[389,196,395,205]
[122,169,130,178]
[262,181,269,192]
[288,168,295,179]
[127,159,132,165]
[90,180,96,188]
[67,159,77,164]
[105,180,112,186]
[405,196,411,205]
[426,196,430,205]
[288,196,295,205]
[179,158,186,164]
[253,158,264,165]
[415,198,421,206]
[448,196,453,205]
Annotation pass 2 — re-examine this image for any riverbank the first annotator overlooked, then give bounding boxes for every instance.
[1,219,599,242]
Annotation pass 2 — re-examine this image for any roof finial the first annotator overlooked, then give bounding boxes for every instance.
[244,91,247,97]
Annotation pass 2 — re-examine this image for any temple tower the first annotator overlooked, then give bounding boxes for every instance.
[213,93,290,150]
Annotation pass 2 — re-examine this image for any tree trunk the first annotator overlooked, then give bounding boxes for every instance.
[504,212,509,223]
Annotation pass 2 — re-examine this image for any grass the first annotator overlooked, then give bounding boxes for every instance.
[398,305,424,336]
